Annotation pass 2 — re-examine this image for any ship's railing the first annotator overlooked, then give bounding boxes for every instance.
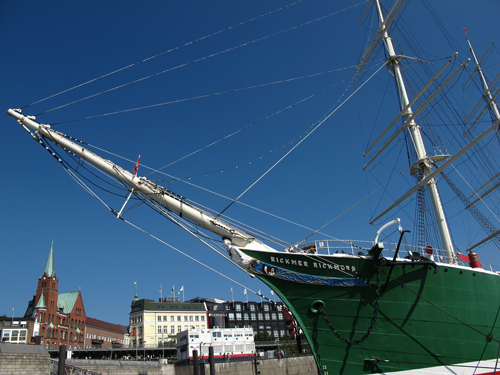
[308,239,469,266]
[50,359,102,375]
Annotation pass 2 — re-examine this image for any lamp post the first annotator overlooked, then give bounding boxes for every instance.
[199,342,204,363]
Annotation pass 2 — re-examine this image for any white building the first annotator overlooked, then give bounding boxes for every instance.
[177,327,255,362]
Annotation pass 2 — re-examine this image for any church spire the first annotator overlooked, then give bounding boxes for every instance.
[43,240,55,278]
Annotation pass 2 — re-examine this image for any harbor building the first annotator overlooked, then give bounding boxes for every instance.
[23,242,87,350]
[189,297,290,339]
[0,317,33,345]
[177,327,255,362]
[21,242,126,350]
[129,294,208,348]
[85,318,126,349]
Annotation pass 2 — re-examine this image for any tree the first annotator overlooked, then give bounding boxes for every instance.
[254,331,274,341]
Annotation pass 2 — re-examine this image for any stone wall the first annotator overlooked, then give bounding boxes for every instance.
[0,343,51,375]
[0,347,316,375]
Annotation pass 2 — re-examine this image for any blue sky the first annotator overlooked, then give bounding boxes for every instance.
[1,1,499,325]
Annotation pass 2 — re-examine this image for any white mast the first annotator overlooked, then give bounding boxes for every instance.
[374,0,456,264]
[7,108,276,253]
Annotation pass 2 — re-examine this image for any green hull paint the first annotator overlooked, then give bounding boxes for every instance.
[241,249,500,374]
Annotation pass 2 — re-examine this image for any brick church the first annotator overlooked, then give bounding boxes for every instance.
[24,242,86,350]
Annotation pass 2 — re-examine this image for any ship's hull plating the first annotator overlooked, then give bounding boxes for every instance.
[240,249,500,375]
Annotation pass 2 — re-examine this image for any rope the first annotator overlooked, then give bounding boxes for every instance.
[318,267,380,345]
[22,0,305,111]
[36,1,368,117]
[51,70,352,126]
[217,61,387,218]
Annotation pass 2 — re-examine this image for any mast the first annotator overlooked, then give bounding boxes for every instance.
[7,108,276,253]
[374,0,456,264]
[466,37,500,122]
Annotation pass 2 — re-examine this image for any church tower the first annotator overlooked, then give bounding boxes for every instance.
[35,241,59,312]
[27,241,87,350]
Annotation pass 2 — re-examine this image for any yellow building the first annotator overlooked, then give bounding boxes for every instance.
[129,296,207,348]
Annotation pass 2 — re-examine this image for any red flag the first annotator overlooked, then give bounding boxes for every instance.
[130,328,136,336]
[458,253,470,262]
[463,27,467,35]
[132,155,141,174]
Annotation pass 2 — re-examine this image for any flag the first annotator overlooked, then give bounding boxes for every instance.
[132,155,141,174]
[463,27,467,35]
[134,281,137,285]
[130,328,136,336]
[171,285,175,294]
[159,284,162,293]
[243,289,247,295]
[230,288,233,294]
[458,253,470,262]
[179,286,184,293]
[270,290,274,295]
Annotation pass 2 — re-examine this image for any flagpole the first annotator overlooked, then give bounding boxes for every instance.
[178,286,185,303]
[160,284,163,301]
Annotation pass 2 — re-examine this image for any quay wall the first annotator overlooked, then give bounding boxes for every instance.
[69,356,317,375]
[0,343,51,375]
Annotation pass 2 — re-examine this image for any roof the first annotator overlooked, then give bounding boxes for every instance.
[132,299,206,313]
[57,291,80,314]
[86,317,125,334]
[43,241,55,278]
[35,293,46,309]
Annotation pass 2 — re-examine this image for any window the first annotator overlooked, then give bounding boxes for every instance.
[243,313,249,320]
[235,304,242,311]
[271,313,277,320]
[171,326,175,334]
[177,326,182,333]
[157,316,162,322]
[163,316,167,322]
[274,330,279,338]
[189,316,193,322]
[228,313,235,321]
[277,305,283,311]
[265,313,270,320]
[251,313,256,320]
[236,313,242,320]
[263,305,270,311]
[163,326,168,334]
[2,330,10,342]
[195,316,199,321]
[184,316,188,322]
[249,304,256,311]
[201,316,205,321]
[177,316,181,322]
[258,313,263,320]
[158,326,162,333]
[170,316,174,322]
[278,313,283,320]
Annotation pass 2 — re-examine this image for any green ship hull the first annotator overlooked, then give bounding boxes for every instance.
[241,247,500,374]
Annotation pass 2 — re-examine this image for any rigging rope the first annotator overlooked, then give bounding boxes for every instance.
[216,61,387,218]
[60,149,269,299]
[21,0,305,111]
[35,1,369,118]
